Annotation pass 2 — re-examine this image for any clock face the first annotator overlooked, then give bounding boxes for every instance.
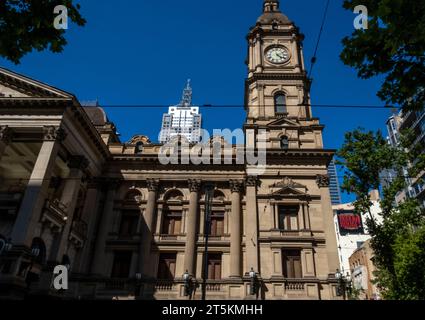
[266,47,290,64]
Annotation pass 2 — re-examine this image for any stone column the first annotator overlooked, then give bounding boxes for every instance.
[184,179,201,276]
[316,174,339,274]
[245,176,259,273]
[11,126,66,246]
[229,180,243,278]
[0,125,13,161]
[74,179,101,274]
[139,179,159,277]
[52,156,88,263]
[91,179,120,275]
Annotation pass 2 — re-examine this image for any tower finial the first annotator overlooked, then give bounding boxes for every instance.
[180,79,192,107]
[263,0,280,13]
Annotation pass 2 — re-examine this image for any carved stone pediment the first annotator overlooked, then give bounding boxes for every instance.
[271,186,307,196]
[270,177,307,190]
[270,177,308,198]
[267,117,300,127]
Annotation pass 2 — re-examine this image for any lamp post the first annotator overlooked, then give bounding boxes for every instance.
[25,245,41,289]
[335,269,347,300]
[135,273,142,298]
[345,272,352,298]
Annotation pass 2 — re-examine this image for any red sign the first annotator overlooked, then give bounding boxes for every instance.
[337,211,364,234]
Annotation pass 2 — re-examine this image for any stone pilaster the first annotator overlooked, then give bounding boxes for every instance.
[139,179,159,277]
[184,179,201,275]
[316,174,339,275]
[74,179,101,274]
[229,180,243,278]
[245,176,259,273]
[51,156,89,263]
[91,179,120,276]
[11,126,67,246]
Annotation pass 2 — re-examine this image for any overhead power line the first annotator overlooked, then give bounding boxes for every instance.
[308,0,331,80]
[91,104,398,110]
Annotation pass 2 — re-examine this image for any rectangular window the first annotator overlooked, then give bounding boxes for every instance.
[157,253,177,280]
[162,211,182,235]
[111,251,132,278]
[207,253,222,280]
[282,250,302,279]
[278,206,299,231]
[119,211,138,236]
[210,213,224,237]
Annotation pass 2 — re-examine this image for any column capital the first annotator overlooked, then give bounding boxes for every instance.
[147,179,160,192]
[0,125,13,144]
[245,176,259,187]
[230,180,244,193]
[188,179,202,193]
[68,155,89,171]
[43,126,67,142]
[316,174,330,188]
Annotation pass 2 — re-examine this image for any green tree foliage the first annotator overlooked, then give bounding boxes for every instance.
[0,0,86,64]
[337,128,425,299]
[341,0,425,112]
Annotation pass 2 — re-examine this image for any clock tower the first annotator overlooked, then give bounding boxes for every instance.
[245,0,324,150]
[242,0,340,298]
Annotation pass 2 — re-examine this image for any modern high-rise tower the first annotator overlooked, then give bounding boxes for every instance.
[159,80,202,144]
[328,158,341,205]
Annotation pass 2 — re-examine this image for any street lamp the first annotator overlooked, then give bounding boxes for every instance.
[345,272,352,298]
[135,273,142,298]
[183,270,194,299]
[335,269,347,300]
[249,267,258,296]
[31,246,40,258]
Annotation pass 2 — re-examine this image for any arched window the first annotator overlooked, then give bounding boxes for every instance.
[280,136,289,150]
[162,190,184,236]
[135,142,144,154]
[275,93,287,114]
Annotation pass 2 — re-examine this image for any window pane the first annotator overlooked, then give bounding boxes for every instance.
[157,253,177,280]
[293,257,302,278]
[174,219,181,234]
[278,206,299,231]
[282,250,302,279]
[275,94,286,113]
[111,251,132,278]
[207,254,222,280]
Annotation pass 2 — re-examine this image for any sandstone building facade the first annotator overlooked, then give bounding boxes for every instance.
[0,0,340,300]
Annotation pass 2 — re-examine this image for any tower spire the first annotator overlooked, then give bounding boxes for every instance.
[180,79,192,107]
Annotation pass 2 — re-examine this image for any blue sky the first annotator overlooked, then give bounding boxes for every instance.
[0,0,392,202]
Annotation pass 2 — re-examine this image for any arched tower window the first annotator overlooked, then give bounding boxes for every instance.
[281,136,289,150]
[275,93,287,114]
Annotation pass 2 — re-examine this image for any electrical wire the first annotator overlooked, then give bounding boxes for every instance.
[90,104,398,110]
[308,0,331,80]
